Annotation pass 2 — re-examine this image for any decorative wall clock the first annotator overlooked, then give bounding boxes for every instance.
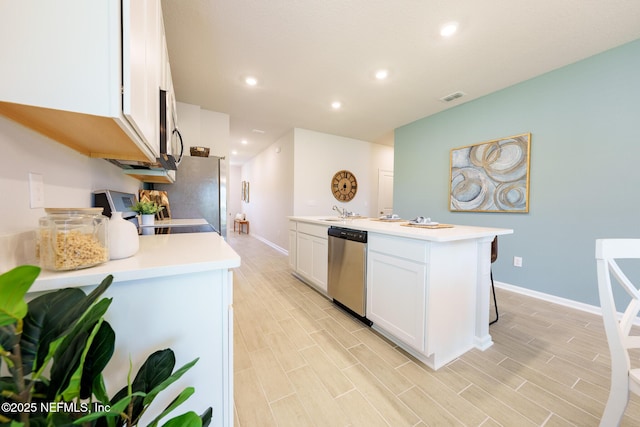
[331,170,357,202]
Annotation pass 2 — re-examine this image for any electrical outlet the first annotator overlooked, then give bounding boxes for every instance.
[513,256,523,267]
[29,172,44,208]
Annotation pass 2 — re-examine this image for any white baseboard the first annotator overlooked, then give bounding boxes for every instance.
[495,280,640,326]
[494,280,603,317]
[250,233,288,256]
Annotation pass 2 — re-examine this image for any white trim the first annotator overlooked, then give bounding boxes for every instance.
[249,233,288,256]
[495,280,640,326]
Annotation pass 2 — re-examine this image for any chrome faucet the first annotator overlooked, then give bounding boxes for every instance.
[333,205,353,218]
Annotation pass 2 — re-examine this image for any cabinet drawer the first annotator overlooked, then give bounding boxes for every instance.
[369,233,428,263]
[297,222,328,239]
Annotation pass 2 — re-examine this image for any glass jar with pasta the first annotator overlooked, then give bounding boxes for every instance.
[38,208,109,271]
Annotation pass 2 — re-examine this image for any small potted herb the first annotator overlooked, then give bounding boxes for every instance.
[132,201,163,226]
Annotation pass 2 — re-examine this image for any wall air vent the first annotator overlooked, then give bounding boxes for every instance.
[440,91,466,102]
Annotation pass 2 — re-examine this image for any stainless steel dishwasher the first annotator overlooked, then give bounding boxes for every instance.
[327,226,371,325]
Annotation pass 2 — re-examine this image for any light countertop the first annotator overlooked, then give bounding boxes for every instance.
[31,232,240,293]
[289,216,513,242]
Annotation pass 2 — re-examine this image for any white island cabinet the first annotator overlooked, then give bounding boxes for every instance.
[29,232,240,427]
[291,221,329,294]
[0,0,165,164]
[288,216,513,370]
[367,234,429,352]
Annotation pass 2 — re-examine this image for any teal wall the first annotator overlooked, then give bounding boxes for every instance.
[394,39,640,306]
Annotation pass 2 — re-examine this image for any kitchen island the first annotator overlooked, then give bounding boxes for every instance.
[288,216,513,370]
[29,232,240,426]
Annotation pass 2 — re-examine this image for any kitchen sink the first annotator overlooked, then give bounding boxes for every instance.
[319,216,366,222]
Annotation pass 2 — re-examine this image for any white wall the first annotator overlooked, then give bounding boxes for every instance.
[293,128,394,217]
[240,130,295,251]
[176,102,229,158]
[0,115,141,269]
[200,109,231,159]
[175,102,201,151]
[240,127,394,252]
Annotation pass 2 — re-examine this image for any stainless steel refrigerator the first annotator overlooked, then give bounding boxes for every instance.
[155,155,227,237]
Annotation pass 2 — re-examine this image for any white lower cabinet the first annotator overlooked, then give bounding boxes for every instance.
[293,222,329,293]
[367,250,427,351]
[367,234,428,352]
[367,232,479,370]
[288,221,297,269]
[296,232,328,293]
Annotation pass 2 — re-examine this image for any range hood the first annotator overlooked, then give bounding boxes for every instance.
[108,89,183,175]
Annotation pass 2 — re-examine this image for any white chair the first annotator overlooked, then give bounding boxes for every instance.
[595,239,640,426]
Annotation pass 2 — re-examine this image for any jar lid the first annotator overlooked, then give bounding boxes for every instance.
[44,207,104,215]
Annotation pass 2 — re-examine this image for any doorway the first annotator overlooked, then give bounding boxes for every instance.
[377,169,394,216]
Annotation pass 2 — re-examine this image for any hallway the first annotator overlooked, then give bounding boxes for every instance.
[227,232,640,426]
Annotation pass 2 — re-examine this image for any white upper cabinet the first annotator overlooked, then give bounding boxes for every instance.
[123,0,161,157]
[0,0,168,163]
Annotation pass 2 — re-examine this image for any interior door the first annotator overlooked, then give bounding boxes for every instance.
[377,169,394,215]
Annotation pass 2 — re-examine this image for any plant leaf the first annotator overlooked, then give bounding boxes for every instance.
[147,387,195,427]
[72,391,146,424]
[80,321,115,399]
[132,349,176,392]
[48,411,77,426]
[61,317,115,401]
[91,373,110,407]
[21,287,85,375]
[110,349,175,424]
[200,407,212,427]
[0,325,18,366]
[22,274,113,376]
[48,297,112,400]
[0,265,39,326]
[160,411,202,427]
[143,358,199,406]
[56,274,114,341]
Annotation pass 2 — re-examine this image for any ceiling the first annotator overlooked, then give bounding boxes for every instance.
[161,0,640,165]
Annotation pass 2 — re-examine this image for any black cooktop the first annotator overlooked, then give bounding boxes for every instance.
[152,224,217,234]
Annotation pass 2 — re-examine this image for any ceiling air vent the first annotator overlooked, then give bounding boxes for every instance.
[440,91,466,102]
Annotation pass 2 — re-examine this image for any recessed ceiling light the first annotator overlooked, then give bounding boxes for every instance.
[331,101,342,109]
[245,76,258,86]
[440,22,458,37]
[375,69,389,80]
[231,150,238,155]
[241,139,248,145]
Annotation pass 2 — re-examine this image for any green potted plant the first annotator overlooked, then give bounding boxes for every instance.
[131,202,163,227]
[0,265,211,427]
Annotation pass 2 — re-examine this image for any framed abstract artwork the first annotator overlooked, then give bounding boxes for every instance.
[241,181,250,203]
[449,133,531,213]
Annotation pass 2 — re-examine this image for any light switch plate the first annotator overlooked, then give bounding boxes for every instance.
[29,172,44,208]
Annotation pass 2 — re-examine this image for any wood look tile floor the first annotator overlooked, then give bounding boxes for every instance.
[226,232,640,426]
